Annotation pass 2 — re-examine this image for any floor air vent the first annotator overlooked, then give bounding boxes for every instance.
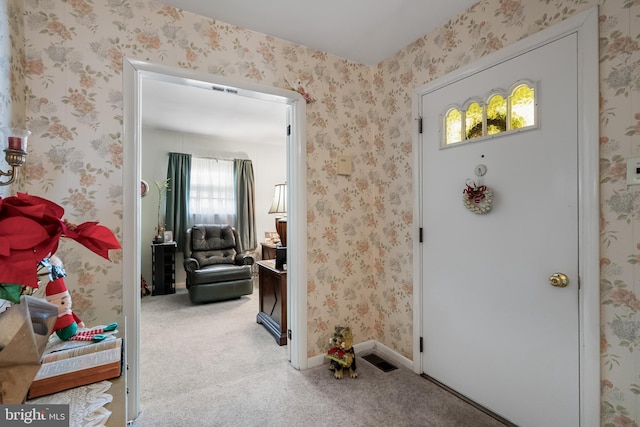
[361,353,398,372]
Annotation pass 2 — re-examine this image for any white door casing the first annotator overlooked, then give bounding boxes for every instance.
[122,59,308,421]
[413,7,599,427]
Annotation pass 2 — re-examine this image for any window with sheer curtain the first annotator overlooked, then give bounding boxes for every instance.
[189,157,236,225]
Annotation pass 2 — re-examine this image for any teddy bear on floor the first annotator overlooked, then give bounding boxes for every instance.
[326,326,358,379]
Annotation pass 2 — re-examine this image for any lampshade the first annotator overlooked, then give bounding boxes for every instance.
[268,183,287,215]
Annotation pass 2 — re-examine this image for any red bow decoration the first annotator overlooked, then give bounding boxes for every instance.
[61,220,120,261]
[463,182,487,204]
[328,347,346,359]
[0,193,121,289]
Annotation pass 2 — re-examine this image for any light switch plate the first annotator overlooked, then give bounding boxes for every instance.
[627,157,640,186]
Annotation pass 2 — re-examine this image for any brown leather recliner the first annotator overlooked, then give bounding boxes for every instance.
[183,224,254,304]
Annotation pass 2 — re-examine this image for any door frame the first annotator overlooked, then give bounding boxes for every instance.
[122,59,308,421]
[412,6,599,426]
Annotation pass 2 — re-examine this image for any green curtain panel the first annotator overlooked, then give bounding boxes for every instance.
[166,152,192,252]
[234,159,257,251]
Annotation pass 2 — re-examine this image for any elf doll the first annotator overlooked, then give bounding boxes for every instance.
[45,277,117,341]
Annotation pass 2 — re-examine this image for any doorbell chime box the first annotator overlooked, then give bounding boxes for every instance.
[337,155,352,176]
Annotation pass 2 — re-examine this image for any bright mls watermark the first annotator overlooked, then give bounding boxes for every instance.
[1,405,69,426]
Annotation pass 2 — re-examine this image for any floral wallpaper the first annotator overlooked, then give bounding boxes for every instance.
[0,0,25,199]
[0,2,9,200]
[597,1,640,424]
[1,0,638,423]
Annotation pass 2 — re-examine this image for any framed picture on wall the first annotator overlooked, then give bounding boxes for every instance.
[141,180,149,197]
[163,231,173,243]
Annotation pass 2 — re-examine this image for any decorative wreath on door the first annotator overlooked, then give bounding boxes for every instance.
[463,180,492,214]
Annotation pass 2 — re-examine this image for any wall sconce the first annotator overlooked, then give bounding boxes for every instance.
[268,182,287,247]
[0,128,31,186]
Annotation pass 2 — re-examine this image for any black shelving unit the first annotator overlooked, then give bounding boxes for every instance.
[151,242,176,295]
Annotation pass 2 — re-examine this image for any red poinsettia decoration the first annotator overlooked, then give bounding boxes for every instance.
[0,192,121,289]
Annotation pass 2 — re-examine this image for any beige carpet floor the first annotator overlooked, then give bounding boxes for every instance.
[133,287,505,427]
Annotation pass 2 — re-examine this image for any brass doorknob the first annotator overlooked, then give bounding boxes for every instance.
[549,273,569,288]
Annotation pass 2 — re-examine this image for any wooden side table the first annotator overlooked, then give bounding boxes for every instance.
[256,260,287,345]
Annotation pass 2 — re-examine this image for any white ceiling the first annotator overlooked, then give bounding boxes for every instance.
[161,0,479,66]
[142,78,288,145]
[143,0,479,141]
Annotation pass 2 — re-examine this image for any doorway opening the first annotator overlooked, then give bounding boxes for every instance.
[122,59,308,421]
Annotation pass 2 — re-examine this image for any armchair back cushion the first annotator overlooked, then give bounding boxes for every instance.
[183,224,254,304]
[190,225,237,267]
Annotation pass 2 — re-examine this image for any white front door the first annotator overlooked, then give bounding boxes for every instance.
[420,34,579,426]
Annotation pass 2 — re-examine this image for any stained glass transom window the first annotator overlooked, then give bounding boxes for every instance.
[486,95,507,135]
[445,108,463,145]
[442,80,537,147]
[509,84,535,130]
[465,102,483,140]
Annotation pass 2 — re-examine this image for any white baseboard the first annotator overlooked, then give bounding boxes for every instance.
[306,340,414,371]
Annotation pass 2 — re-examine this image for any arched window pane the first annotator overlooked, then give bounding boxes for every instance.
[509,84,535,130]
[486,94,507,135]
[465,102,483,139]
[445,108,462,145]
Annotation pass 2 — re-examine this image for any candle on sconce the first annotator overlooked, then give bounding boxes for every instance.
[8,136,22,151]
